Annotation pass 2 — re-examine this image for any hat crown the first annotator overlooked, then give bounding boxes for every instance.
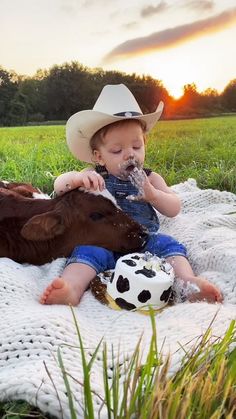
[93,84,143,116]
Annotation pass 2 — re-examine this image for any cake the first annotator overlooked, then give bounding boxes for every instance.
[90,252,175,312]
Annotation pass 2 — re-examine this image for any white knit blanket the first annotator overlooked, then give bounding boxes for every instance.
[0,179,236,418]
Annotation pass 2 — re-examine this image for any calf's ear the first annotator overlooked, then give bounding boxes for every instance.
[21,211,65,240]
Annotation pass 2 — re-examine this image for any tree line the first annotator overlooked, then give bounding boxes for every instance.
[0,61,236,126]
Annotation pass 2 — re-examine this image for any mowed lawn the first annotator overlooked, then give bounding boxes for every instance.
[0,115,236,193]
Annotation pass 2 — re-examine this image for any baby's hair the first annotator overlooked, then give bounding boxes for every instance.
[90,119,147,153]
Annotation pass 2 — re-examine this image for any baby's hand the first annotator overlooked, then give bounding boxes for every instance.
[127,167,145,200]
[54,171,105,195]
[141,175,157,202]
[78,171,105,192]
[127,168,155,202]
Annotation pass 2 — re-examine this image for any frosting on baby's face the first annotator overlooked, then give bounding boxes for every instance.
[118,158,143,179]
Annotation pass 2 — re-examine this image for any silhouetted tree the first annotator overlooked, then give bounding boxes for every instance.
[221,79,236,111]
[8,99,27,125]
[0,67,18,125]
[128,75,170,114]
[43,62,91,120]
[0,63,235,125]
[201,88,221,113]
[19,78,46,121]
[183,83,202,108]
[172,83,205,117]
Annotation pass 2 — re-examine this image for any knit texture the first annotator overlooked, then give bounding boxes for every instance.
[0,179,235,418]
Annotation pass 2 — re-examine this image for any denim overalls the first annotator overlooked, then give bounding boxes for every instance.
[66,169,187,272]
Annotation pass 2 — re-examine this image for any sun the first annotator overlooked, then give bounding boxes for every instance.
[104,43,211,100]
[164,82,184,99]
[110,51,189,99]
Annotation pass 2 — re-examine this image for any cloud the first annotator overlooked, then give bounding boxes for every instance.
[103,7,236,63]
[59,0,104,15]
[141,1,168,18]
[60,0,81,16]
[184,0,215,12]
[123,21,138,30]
[140,1,215,20]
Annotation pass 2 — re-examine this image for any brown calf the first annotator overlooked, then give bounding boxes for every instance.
[0,181,46,198]
[0,186,147,265]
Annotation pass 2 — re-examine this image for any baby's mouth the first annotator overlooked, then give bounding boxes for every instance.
[119,159,142,178]
[126,164,136,173]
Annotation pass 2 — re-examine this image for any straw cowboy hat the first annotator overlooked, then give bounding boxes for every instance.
[66,84,164,163]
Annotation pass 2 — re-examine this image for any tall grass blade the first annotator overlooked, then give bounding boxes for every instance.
[69,306,95,419]
[57,347,77,419]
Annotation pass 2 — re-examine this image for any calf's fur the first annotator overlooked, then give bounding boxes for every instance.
[0,187,146,265]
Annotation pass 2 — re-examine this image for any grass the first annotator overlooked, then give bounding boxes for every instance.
[0,116,236,417]
[146,116,236,192]
[66,311,235,419]
[1,116,236,193]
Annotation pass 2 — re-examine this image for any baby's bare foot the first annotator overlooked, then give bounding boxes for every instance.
[187,277,223,303]
[40,277,82,306]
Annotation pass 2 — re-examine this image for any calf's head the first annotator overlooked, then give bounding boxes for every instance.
[21,189,147,253]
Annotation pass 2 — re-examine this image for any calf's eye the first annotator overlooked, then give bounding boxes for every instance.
[90,212,105,221]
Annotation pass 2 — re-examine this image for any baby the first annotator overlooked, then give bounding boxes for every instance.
[40,84,222,306]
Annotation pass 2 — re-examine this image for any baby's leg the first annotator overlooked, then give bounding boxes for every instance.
[166,255,223,303]
[40,245,116,306]
[40,263,96,306]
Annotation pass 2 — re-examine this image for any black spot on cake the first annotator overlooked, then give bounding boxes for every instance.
[122,259,137,267]
[115,298,136,311]
[138,290,151,303]
[160,286,172,302]
[116,275,130,293]
[131,255,141,260]
[110,272,115,283]
[160,264,170,275]
[135,267,156,278]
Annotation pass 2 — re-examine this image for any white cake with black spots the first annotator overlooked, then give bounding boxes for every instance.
[107,252,175,311]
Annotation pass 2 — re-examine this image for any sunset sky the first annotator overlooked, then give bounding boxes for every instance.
[1,0,236,98]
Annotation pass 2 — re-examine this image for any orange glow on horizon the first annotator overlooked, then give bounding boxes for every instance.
[104,24,235,101]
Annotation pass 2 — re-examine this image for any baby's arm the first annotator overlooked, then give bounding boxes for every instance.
[54,170,105,195]
[141,171,181,217]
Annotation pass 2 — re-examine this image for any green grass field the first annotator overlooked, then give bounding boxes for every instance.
[0,116,236,418]
[1,115,236,193]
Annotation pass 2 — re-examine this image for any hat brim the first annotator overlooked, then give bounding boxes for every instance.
[66,101,164,163]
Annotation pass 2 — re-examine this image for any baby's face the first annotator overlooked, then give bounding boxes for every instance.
[93,121,145,178]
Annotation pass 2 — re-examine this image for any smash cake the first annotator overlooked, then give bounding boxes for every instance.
[90,252,175,312]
